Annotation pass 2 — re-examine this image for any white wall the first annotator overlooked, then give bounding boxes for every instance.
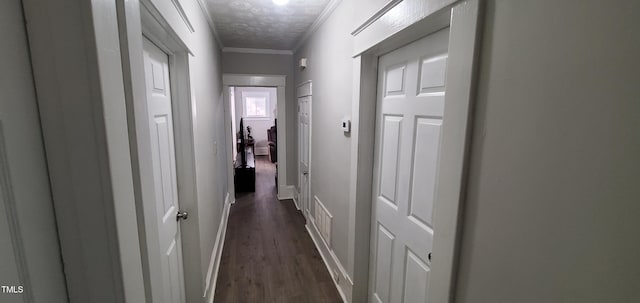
[173,0,228,299]
[23,0,228,301]
[0,0,68,301]
[455,1,640,302]
[222,52,297,184]
[234,87,278,156]
[294,0,356,273]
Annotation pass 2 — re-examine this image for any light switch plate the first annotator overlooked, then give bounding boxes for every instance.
[341,117,351,133]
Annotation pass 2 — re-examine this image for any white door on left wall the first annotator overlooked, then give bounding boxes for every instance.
[142,37,186,303]
[0,0,68,302]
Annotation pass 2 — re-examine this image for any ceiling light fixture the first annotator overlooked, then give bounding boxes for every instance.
[272,0,289,5]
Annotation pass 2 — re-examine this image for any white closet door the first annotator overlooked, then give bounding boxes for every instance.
[298,93,311,218]
[369,28,450,303]
[142,37,186,303]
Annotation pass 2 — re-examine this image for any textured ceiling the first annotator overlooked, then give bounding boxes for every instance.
[205,0,331,50]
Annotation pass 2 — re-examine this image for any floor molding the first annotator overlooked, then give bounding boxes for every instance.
[306,220,353,303]
[205,193,232,302]
[292,187,300,210]
[277,185,296,200]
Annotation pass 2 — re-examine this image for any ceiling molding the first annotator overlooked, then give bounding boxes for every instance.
[195,0,223,48]
[223,74,286,87]
[222,47,293,55]
[351,0,402,36]
[292,0,343,53]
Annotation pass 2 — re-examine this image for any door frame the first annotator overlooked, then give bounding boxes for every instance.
[348,0,483,302]
[222,74,288,200]
[118,1,199,302]
[296,80,312,217]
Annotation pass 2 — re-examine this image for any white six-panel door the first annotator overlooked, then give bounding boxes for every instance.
[142,37,186,303]
[369,28,450,303]
[298,94,311,218]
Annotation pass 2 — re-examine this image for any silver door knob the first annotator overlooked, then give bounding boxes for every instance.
[176,210,189,221]
[303,171,309,175]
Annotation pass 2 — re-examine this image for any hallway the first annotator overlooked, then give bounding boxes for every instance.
[214,156,342,303]
[5,0,640,302]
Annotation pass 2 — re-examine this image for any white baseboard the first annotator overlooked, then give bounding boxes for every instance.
[306,219,354,303]
[292,188,300,210]
[204,193,232,302]
[277,185,296,200]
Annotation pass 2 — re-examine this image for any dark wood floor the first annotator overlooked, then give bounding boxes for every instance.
[214,156,342,303]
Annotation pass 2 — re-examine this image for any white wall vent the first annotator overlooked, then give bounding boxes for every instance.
[314,196,332,246]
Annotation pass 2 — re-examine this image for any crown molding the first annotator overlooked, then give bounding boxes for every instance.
[195,0,223,48]
[292,0,343,53]
[351,0,402,36]
[222,47,293,55]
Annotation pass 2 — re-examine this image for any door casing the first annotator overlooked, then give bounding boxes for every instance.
[221,74,289,201]
[119,3,199,302]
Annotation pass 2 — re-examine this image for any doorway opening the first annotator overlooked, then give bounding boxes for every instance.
[229,86,279,196]
[222,74,288,202]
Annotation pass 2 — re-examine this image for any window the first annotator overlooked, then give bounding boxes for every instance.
[245,97,267,117]
[241,90,271,119]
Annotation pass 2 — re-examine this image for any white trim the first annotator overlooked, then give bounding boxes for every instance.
[347,54,378,302]
[139,0,194,54]
[277,185,297,201]
[429,2,482,301]
[169,0,194,33]
[351,0,456,56]
[306,221,353,303]
[292,188,300,210]
[195,0,223,47]
[313,195,333,246]
[297,80,313,97]
[223,73,286,87]
[222,47,293,55]
[204,193,232,302]
[350,0,403,36]
[293,0,343,52]
[222,83,236,205]
[241,116,272,121]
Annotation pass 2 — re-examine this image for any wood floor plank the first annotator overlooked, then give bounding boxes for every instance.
[214,156,342,303]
